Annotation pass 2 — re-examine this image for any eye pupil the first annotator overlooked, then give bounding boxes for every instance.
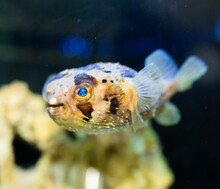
[78,87,88,97]
[74,83,93,103]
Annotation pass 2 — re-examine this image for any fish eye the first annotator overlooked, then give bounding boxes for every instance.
[78,87,87,97]
[74,83,93,102]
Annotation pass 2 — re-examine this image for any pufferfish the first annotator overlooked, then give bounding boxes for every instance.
[42,49,208,134]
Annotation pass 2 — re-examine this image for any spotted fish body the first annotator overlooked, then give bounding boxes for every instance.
[43,63,141,134]
[43,49,208,134]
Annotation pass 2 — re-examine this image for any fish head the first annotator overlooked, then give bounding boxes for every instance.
[42,69,138,134]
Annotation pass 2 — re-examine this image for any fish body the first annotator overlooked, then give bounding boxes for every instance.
[43,49,208,134]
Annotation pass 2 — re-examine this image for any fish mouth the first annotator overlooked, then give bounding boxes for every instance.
[46,103,64,108]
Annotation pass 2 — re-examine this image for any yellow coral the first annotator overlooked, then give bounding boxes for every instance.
[0,81,174,189]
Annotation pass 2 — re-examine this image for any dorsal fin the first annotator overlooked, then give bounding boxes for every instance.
[144,49,178,82]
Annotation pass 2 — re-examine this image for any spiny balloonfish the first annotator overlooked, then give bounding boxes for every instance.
[42,49,208,134]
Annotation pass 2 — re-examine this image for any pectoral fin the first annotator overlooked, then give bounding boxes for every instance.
[154,101,181,126]
[132,62,163,131]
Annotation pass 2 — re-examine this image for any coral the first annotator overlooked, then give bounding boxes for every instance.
[0,81,174,189]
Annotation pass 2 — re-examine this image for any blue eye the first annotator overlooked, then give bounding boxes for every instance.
[74,83,93,102]
[77,87,88,97]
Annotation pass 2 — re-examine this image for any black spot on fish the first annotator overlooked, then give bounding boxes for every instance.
[110,97,119,114]
[76,102,93,121]
[102,79,107,83]
[104,95,109,101]
[104,70,111,73]
[74,73,98,86]
[110,80,114,83]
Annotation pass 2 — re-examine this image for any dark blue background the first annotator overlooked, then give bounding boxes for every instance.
[1,0,220,188]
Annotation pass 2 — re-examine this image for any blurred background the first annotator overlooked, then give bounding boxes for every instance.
[0,0,220,188]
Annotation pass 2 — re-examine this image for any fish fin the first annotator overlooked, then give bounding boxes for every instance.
[134,62,163,112]
[144,49,178,82]
[131,108,143,132]
[132,63,163,130]
[154,101,181,126]
[176,56,208,92]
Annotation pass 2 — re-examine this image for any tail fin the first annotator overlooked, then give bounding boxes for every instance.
[176,56,208,92]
